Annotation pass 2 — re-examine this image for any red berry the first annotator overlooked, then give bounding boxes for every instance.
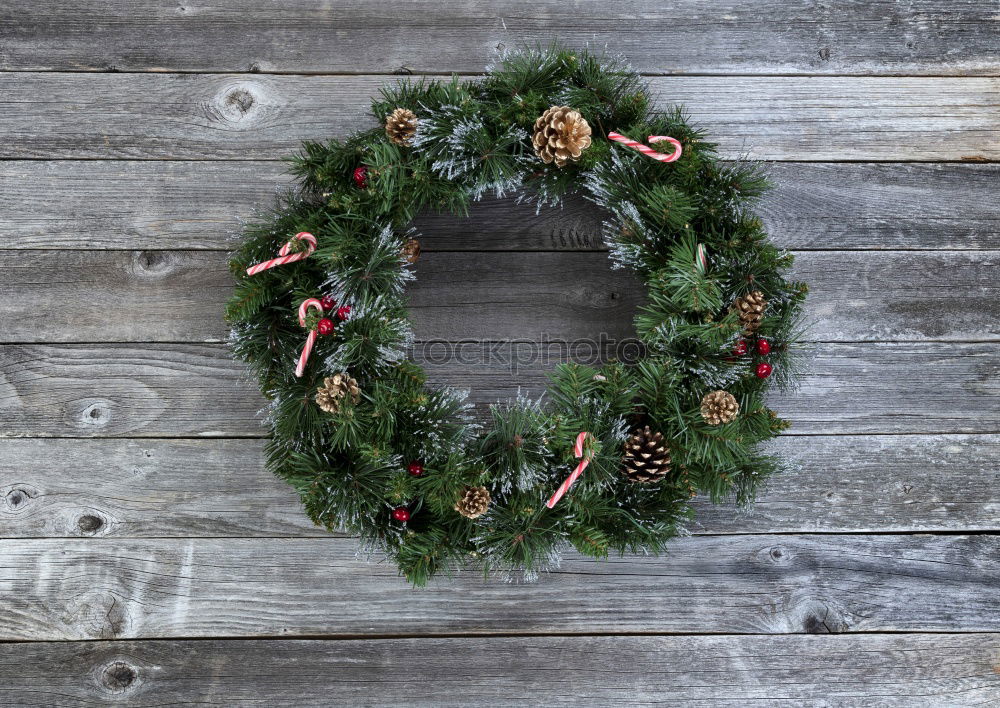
[755,362,773,379]
[733,340,748,356]
[316,318,335,335]
[407,461,424,477]
[336,305,351,321]
[756,339,771,355]
[353,165,368,189]
[320,296,337,312]
[392,507,411,522]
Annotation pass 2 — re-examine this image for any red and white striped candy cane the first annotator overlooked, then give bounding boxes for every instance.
[545,432,595,509]
[295,297,325,378]
[607,132,683,163]
[246,232,317,276]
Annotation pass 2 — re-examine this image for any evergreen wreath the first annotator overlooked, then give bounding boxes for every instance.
[227,46,807,585]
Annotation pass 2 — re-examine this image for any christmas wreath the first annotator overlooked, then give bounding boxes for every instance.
[227,46,807,585]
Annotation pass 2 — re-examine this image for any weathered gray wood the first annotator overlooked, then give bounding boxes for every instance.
[5,162,999,251]
[0,160,295,250]
[1,342,996,436]
[0,250,235,343]
[2,250,997,343]
[690,434,1000,533]
[1,74,996,160]
[2,0,998,76]
[2,534,996,640]
[761,162,1000,251]
[0,344,263,437]
[0,439,320,538]
[2,634,997,706]
[3,435,997,538]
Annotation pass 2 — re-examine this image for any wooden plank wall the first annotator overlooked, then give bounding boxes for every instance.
[0,2,998,704]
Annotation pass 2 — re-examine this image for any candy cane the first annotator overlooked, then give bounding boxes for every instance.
[295,298,324,378]
[696,243,708,273]
[545,432,595,509]
[607,132,683,163]
[246,232,317,276]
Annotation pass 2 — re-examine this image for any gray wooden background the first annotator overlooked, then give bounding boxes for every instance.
[1,2,998,705]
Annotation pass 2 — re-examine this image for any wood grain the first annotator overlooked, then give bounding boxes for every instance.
[1,342,996,437]
[1,634,997,706]
[3,435,997,539]
[0,161,293,250]
[2,534,996,640]
[5,162,999,251]
[3,250,998,343]
[2,0,997,76]
[1,74,997,160]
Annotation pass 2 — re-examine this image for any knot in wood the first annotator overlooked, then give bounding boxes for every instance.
[78,514,105,534]
[100,661,138,694]
[226,88,255,114]
[131,250,172,276]
[3,485,37,512]
[79,400,112,428]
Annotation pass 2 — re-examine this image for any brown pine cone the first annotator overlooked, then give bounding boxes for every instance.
[532,106,592,167]
[733,290,767,334]
[700,390,740,425]
[622,426,671,484]
[315,373,361,414]
[454,486,490,519]
[385,108,418,146]
[401,238,421,264]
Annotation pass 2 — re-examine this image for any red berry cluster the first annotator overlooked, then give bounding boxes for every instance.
[353,165,368,189]
[315,296,351,336]
[391,507,410,522]
[733,337,774,379]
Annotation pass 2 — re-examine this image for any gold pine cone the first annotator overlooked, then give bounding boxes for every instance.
[701,390,740,425]
[733,290,767,334]
[622,426,671,484]
[454,486,490,519]
[401,238,421,264]
[315,373,361,414]
[385,108,418,146]
[532,106,592,167]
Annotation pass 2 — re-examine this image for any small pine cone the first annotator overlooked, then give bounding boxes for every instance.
[622,426,671,484]
[532,106,592,167]
[315,373,361,414]
[385,108,418,145]
[401,238,421,264]
[733,290,767,334]
[455,486,490,519]
[701,390,740,425]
